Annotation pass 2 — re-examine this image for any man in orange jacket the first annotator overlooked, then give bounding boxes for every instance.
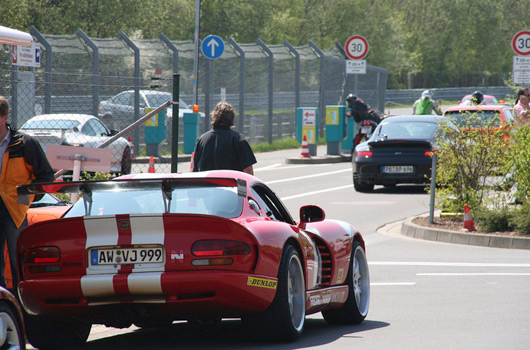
[0,96,54,292]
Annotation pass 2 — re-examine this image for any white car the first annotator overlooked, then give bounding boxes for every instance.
[20,113,132,174]
[98,90,204,131]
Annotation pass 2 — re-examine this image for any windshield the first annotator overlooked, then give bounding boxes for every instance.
[22,119,81,130]
[374,121,441,139]
[64,185,243,218]
[444,110,502,127]
[144,93,189,109]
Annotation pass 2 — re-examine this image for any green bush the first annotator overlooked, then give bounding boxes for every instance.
[510,204,530,235]
[474,206,515,233]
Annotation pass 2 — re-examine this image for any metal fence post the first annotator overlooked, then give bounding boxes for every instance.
[172,74,180,173]
[119,31,140,154]
[159,33,179,74]
[308,41,325,138]
[76,29,99,117]
[429,153,438,224]
[257,38,273,144]
[30,26,51,114]
[228,37,245,133]
[284,40,300,110]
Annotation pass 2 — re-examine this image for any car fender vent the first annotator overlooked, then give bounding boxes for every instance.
[314,238,332,287]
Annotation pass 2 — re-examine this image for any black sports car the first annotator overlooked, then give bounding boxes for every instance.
[352,115,457,192]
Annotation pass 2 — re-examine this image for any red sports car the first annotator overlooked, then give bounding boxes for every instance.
[16,171,370,349]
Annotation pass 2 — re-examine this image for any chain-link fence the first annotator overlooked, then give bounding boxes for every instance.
[0,27,387,174]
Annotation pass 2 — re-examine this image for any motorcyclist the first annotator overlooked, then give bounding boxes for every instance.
[346,94,384,148]
[412,90,442,115]
[461,91,484,106]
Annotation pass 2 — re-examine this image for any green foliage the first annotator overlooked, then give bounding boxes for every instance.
[434,113,511,212]
[474,206,515,233]
[251,137,301,153]
[505,124,530,204]
[510,205,530,235]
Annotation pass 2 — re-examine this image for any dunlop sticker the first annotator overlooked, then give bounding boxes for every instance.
[247,277,277,290]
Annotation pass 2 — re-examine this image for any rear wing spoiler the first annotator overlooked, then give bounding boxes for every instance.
[18,177,247,214]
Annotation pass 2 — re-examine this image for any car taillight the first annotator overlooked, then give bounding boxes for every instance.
[424,150,436,156]
[355,150,373,158]
[362,121,371,126]
[23,246,61,263]
[192,240,251,256]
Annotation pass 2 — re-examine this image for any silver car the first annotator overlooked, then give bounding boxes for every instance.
[98,90,202,131]
[20,113,132,174]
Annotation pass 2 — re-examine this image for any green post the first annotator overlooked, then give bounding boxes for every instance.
[171,74,180,173]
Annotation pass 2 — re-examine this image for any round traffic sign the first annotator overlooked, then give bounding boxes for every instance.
[512,31,530,56]
[201,35,225,59]
[345,35,369,60]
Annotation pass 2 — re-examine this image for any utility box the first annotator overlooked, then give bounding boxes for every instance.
[325,105,346,155]
[145,108,167,157]
[183,112,201,154]
[296,107,319,156]
[341,115,356,153]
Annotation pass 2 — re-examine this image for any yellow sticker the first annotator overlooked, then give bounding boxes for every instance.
[247,277,277,289]
[337,268,344,283]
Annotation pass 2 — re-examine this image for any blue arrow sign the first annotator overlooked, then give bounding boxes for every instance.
[201,35,225,59]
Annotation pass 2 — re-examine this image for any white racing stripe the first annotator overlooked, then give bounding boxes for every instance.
[130,215,165,245]
[84,217,119,247]
[128,272,163,294]
[282,185,352,201]
[81,275,115,297]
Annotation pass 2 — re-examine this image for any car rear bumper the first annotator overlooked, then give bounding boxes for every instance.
[19,271,277,320]
[353,162,432,185]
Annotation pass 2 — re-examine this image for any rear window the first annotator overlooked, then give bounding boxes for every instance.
[64,185,243,218]
[374,121,440,139]
[444,110,502,127]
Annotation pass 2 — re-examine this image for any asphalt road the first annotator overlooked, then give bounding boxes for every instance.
[28,146,530,350]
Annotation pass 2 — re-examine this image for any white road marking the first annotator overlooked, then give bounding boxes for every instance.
[371,282,416,286]
[369,262,530,268]
[268,168,351,184]
[281,185,352,201]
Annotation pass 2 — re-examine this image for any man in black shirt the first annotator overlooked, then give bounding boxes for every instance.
[192,101,257,175]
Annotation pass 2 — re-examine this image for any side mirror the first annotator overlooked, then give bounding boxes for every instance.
[109,130,118,136]
[299,205,325,228]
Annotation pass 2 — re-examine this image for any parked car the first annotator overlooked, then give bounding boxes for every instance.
[352,115,458,192]
[20,113,132,174]
[443,105,515,130]
[0,286,26,349]
[16,171,370,348]
[458,94,499,105]
[98,90,204,131]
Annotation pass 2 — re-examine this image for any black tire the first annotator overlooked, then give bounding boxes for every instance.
[242,245,305,342]
[322,239,370,324]
[0,301,24,349]
[120,147,132,175]
[25,315,92,349]
[353,177,374,192]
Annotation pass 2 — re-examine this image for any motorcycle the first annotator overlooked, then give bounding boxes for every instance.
[353,119,378,148]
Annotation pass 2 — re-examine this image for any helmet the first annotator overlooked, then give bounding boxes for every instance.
[421,90,433,100]
[346,94,358,105]
[471,91,484,105]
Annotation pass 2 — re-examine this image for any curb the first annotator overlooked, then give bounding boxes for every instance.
[399,215,530,250]
[285,154,351,164]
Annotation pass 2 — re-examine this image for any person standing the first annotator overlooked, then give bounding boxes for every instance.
[412,90,442,115]
[192,101,257,175]
[514,88,530,125]
[0,96,54,291]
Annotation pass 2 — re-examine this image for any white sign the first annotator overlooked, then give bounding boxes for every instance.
[513,56,530,70]
[12,43,41,67]
[302,109,316,126]
[346,60,366,74]
[514,70,530,84]
[345,35,369,60]
[512,31,530,56]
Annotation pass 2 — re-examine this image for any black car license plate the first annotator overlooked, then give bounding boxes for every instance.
[383,165,414,174]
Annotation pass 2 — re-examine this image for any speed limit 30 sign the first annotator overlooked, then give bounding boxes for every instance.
[512,30,530,56]
[345,35,369,60]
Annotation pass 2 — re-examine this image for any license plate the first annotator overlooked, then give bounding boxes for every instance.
[361,126,371,134]
[383,165,414,174]
[90,247,165,266]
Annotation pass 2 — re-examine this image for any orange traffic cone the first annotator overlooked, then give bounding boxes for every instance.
[148,156,156,173]
[128,135,135,159]
[299,135,311,158]
[461,204,476,232]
